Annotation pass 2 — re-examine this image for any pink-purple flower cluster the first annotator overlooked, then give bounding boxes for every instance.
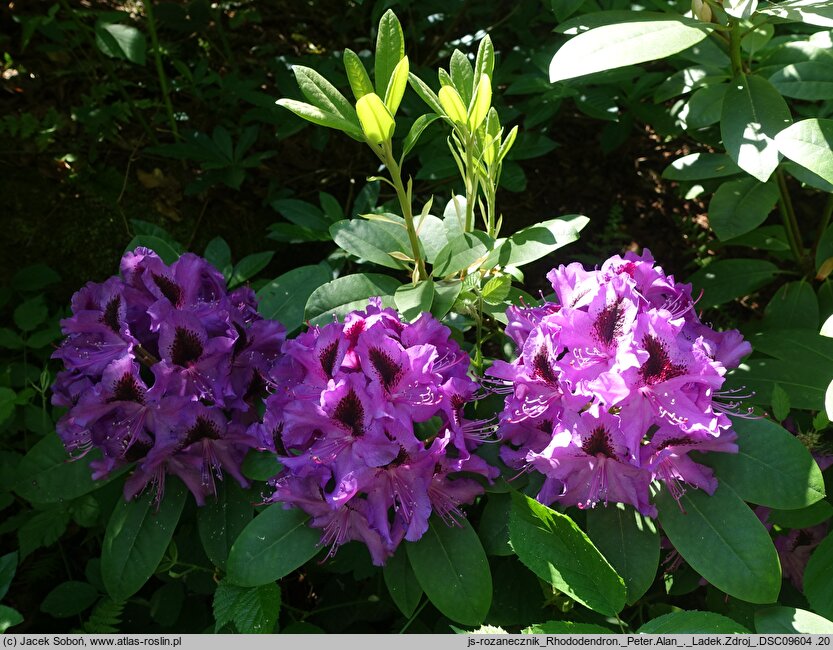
[253,298,496,565]
[487,250,751,517]
[51,248,285,505]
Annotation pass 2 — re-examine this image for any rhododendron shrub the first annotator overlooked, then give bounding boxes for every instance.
[488,250,751,516]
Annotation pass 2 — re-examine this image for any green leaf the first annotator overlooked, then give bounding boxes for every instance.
[775,118,833,186]
[725,0,759,19]
[755,607,833,633]
[14,296,47,332]
[0,605,23,633]
[482,276,512,305]
[305,273,401,326]
[523,621,613,634]
[586,504,659,605]
[663,153,742,180]
[125,235,182,265]
[417,214,449,264]
[638,611,750,633]
[770,62,833,100]
[12,264,60,292]
[805,531,833,619]
[257,264,331,333]
[395,280,434,322]
[707,176,779,241]
[226,504,321,586]
[375,9,405,97]
[478,493,513,557]
[330,219,411,270]
[758,0,833,27]
[474,36,495,83]
[771,383,791,421]
[0,552,15,601]
[41,581,99,618]
[408,73,444,116]
[682,84,728,130]
[722,225,790,252]
[356,92,395,145]
[705,417,825,509]
[0,328,23,350]
[450,49,475,105]
[0,388,15,425]
[95,22,146,65]
[761,280,819,331]
[383,546,423,618]
[768,500,833,529]
[508,492,626,616]
[101,480,187,602]
[487,216,590,268]
[241,450,283,482]
[431,280,463,320]
[197,481,254,570]
[403,114,440,157]
[213,580,280,634]
[689,259,780,308]
[655,482,781,604]
[784,161,833,193]
[229,251,274,288]
[276,99,364,139]
[721,74,792,182]
[433,231,493,276]
[292,65,358,126]
[406,517,492,626]
[549,18,712,82]
[343,48,374,101]
[14,435,120,504]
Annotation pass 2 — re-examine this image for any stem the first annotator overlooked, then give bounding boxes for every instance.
[382,145,429,282]
[775,167,808,271]
[728,20,744,78]
[398,598,429,634]
[815,194,833,254]
[465,135,476,232]
[144,0,179,140]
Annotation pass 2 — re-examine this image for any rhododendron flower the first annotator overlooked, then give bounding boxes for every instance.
[488,250,750,516]
[52,248,285,505]
[255,298,496,565]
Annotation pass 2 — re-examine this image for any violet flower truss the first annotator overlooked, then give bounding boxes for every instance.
[253,298,497,565]
[51,248,285,505]
[487,249,752,517]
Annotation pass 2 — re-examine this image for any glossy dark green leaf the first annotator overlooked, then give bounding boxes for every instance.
[229,251,274,288]
[770,62,833,100]
[805,531,833,619]
[394,280,434,322]
[213,580,281,634]
[241,450,283,482]
[683,84,727,130]
[102,480,187,602]
[705,417,825,509]
[433,231,493,276]
[0,552,17,601]
[257,264,331,332]
[304,273,401,326]
[760,280,819,331]
[755,606,833,633]
[708,177,779,241]
[125,235,182,265]
[663,153,742,180]
[227,504,321,586]
[197,481,254,569]
[721,74,792,182]
[586,504,659,604]
[403,114,440,157]
[768,500,833,529]
[406,517,492,626]
[508,492,626,616]
[41,581,99,618]
[383,545,423,618]
[204,237,232,279]
[95,22,146,65]
[331,219,412,270]
[487,556,546,627]
[478,493,513,557]
[775,118,833,186]
[655,482,781,604]
[0,605,23,633]
[689,259,780,308]
[638,611,750,633]
[487,216,589,268]
[430,280,462,320]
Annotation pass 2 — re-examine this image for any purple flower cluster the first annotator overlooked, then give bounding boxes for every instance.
[488,250,751,517]
[52,248,285,504]
[254,298,496,565]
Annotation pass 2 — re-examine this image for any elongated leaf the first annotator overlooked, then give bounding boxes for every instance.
[257,264,331,333]
[383,546,423,618]
[586,504,659,605]
[431,280,462,320]
[450,49,474,105]
[0,552,15,601]
[721,74,792,182]
[343,48,373,101]
[197,481,254,570]
[474,36,495,82]
[95,22,146,65]
[227,504,321,586]
[395,280,434,322]
[805,531,833,619]
[433,231,493,276]
[487,216,589,268]
[775,118,833,186]
[663,153,742,180]
[403,114,440,157]
[708,176,779,241]
[704,417,825,509]
[655,482,781,604]
[15,435,120,504]
[549,18,712,82]
[761,280,819,331]
[230,251,274,288]
[331,219,411,270]
[375,9,405,97]
[406,517,492,626]
[638,611,750,633]
[682,84,728,130]
[508,492,626,616]
[758,0,833,27]
[755,607,833,633]
[417,214,449,263]
[292,65,357,125]
[41,581,99,618]
[102,480,187,602]
[689,258,780,307]
[408,73,444,116]
[770,62,833,100]
[276,99,364,140]
[768,500,833,529]
[727,357,830,410]
[305,273,401,326]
